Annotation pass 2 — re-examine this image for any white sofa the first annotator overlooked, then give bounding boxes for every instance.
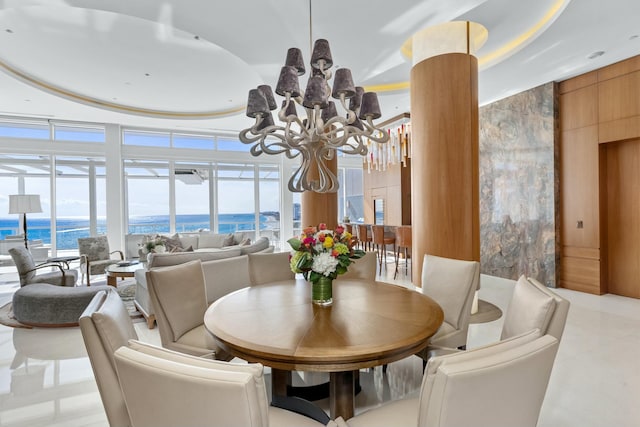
[134,236,273,328]
[124,231,254,260]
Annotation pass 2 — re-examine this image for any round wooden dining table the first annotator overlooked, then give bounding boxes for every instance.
[204,278,443,420]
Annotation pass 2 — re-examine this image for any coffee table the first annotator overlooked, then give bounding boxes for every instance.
[204,278,443,420]
[105,262,143,287]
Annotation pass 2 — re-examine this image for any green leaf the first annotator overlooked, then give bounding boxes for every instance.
[287,238,302,251]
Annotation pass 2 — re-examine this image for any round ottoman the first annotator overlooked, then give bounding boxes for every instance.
[12,283,111,327]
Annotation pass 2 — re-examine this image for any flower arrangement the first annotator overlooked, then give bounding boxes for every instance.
[140,235,166,254]
[288,223,365,284]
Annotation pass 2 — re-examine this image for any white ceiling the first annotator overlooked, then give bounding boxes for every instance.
[0,0,638,134]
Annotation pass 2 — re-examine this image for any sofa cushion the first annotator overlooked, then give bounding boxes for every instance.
[198,233,227,249]
[178,234,199,251]
[240,237,270,255]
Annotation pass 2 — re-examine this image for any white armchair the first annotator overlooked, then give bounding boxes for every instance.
[419,254,480,349]
[114,341,328,427]
[332,331,559,427]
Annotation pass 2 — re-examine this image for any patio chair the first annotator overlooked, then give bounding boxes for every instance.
[78,236,123,286]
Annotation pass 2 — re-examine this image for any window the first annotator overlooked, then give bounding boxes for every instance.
[0,121,49,139]
[173,134,214,150]
[175,162,211,232]
[124,160,170,233]
[123,130,170,147]
[54,125,105,143]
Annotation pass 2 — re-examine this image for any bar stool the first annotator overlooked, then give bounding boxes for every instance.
[356,224,372,251]
[370,225,395,271]
[394,225,412,279]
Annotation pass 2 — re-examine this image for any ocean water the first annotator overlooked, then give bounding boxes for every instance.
[0,213,276,250]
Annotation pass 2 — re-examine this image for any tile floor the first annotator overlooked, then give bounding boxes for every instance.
[0,259,639,426]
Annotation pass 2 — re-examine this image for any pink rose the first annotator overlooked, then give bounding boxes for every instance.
[318,233,326,242]
[318,223,327,231]
[335,225,344,234]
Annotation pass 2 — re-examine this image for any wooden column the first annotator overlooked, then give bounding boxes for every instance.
[410,53,480,284]
[301,155,338,229]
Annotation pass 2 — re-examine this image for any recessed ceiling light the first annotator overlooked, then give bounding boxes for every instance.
[587,51,605,59]
[5,29,13,33]
[194,35,200,40]
[630,35,639,40]
[144,73,150,77]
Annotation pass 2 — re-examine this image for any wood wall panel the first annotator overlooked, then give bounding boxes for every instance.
[560,54,640,297]
[362,159,411,226]
[560,84,598,130]
[606,139,640,298]
[560,256,602,294]
[560,126,600,248]
[598,71,640,123]
[597,56,640,81]
[599,116,640,143]
[562,246,600,259]
[558,71,597,94]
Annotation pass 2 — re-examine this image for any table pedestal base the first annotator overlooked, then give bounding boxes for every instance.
[271,368,359,421]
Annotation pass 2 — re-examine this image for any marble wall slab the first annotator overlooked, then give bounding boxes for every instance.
[479,82,559,287]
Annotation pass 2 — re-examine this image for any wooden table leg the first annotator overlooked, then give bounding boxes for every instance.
[107,274,117,287]
[271,368,292,398]
[330,370,355,420]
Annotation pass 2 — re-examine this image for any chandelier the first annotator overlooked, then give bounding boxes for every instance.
[239,37,389,193]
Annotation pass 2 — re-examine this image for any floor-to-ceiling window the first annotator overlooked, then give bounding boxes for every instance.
[0,117,363,254]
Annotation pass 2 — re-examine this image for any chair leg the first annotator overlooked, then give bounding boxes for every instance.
[394,247,401,279]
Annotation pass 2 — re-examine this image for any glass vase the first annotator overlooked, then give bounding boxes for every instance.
[312,276,333,306]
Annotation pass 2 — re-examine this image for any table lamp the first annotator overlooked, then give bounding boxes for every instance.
[8,194,42,249]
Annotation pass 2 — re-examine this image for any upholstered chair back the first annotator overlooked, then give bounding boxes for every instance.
[418,333,558,427]
[146,260,228,359]
[114,341,325,427]
[114,342,268,427]
[9,246,37,283]
[78,236,110,262]
[340,251,377,281]
[79,289,138,427]
[201,255,251,302]
[421,254,479,348]
[146,259,207,344]
[247,252,295,285]
[501,275,570,342]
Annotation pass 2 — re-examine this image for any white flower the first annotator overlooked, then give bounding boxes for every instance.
[312,251,339,276]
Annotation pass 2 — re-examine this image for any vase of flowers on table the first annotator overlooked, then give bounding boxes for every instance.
[288,223,365,306]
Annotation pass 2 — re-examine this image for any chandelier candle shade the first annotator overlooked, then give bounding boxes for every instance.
[288,223,365,305]
[239,39,390,193]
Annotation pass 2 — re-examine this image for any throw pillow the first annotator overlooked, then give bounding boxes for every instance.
[240,238,252,246]
[159,233,183,252]
[222,233,235,247]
